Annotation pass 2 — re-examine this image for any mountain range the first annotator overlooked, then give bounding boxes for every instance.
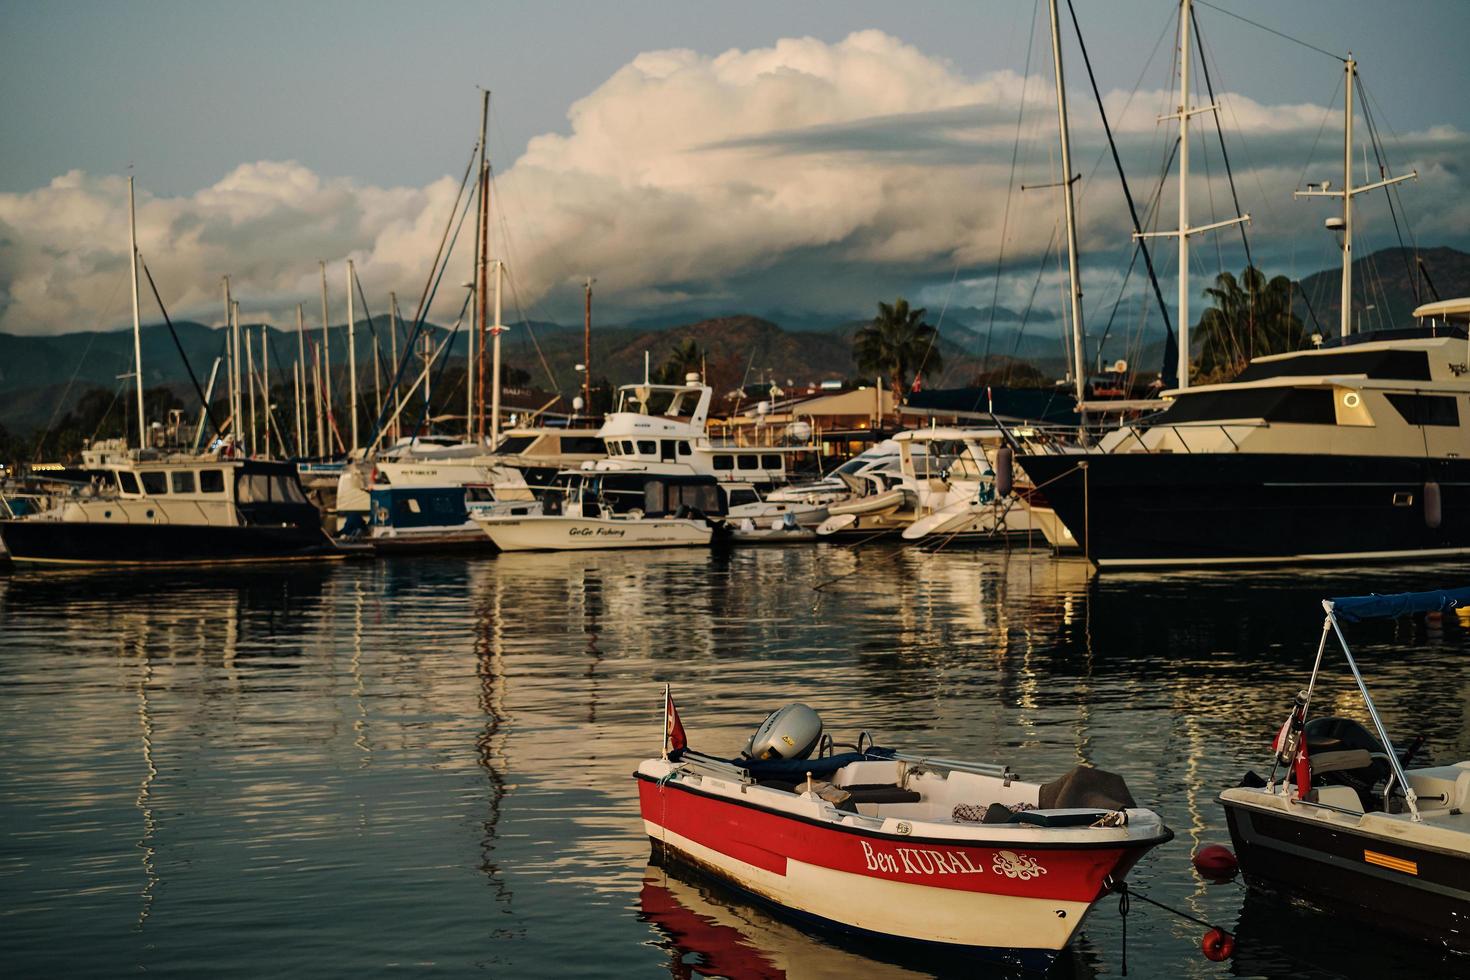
[2,245,1466,436]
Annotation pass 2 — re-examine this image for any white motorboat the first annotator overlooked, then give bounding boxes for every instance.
[473,472,718,552]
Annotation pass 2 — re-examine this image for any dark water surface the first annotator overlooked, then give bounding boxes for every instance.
[3,546,1469,978]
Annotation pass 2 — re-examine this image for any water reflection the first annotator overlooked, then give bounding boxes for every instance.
[638,861,1100,980]
[0,548,1467,976]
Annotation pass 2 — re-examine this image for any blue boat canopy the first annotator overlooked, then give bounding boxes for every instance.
[1330,587,1470,622]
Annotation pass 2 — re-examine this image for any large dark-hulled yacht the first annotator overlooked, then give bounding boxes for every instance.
[1017,303,1470,568]
[0,443,336,567]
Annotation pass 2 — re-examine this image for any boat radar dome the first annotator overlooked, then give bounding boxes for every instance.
[743,703,822,761]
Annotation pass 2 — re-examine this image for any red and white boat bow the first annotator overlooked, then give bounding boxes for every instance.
[635,694,1172,970]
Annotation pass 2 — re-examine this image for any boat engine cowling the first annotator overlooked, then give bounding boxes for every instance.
[743,703,823,761]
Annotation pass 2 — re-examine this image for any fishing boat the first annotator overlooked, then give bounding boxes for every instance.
[472,473,719,552]
[636,693,1173,971]
[1218,587,1470,952]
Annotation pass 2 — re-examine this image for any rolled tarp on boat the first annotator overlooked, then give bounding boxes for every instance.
[1329,586,1470,622]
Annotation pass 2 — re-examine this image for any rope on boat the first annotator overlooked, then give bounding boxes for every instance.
[1104,876,1236,971]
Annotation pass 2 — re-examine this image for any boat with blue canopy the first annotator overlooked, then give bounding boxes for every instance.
[1218,587,1470,952]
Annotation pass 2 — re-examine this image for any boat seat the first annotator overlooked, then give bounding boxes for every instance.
[834,784,922,813]
[1310,749,1373,775]
[1405,766,1470,812]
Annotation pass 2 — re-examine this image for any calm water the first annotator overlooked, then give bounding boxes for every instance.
[3,545,1469,979]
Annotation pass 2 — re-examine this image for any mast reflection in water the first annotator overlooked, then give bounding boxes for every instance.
[0,548,1466,976]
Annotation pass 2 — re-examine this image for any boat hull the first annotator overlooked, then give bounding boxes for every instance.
[637,773,1153,964]
[1016,451,1470,567]
[0,519,339,567]
[475,515,712,552]
[1220,795,1470,952]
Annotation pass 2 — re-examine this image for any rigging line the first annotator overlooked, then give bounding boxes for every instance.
[502,266,563,401]
[350,266,387,401]
[408,287,475,437]
[367,171,478,450]
[1295,74,1344,192]
[1191,5,1253,271]
[87,379,129,445]
[1065,0,1177,361]
[1356,75,1418,301]
[488,165,562,395]
[31,278,120,463]
[1193,0,1344,63]
[140,260,222,440]
[983,0,1041,374]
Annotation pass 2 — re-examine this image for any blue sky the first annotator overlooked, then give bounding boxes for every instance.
[2,0,1468,339]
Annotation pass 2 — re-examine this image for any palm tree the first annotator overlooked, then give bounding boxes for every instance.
[653,338,704,384]
[853,298,943,413]
[1195,267,1307,381]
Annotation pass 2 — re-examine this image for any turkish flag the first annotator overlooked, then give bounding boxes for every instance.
[1294,739,1312,800]
[664,685,687,760]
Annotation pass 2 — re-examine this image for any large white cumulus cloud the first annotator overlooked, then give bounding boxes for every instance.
[1,29,1465,336]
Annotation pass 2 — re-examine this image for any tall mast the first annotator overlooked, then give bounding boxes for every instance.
[390,292,402,443]
[296,304,307,453]
[1135,0,1247,389]
[1294,55,1414,338]
[475,90,491,444]
[232,301,243,448]
[1176,0,1191,388]
[320,260,333,449]
[1047,0,1086,412]
[261,326,271,458]
[346,259,358,452]
[583,277,595,415]
[223,276,236,445]
[1341,57,1355,336]
[127,177,147,450]
[245,318,257,457]
[490,260,505,448]
[313,344,326,456]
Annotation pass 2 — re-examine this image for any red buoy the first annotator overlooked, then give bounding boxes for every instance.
[1192,844,1238,878]
[1201,927,1235,961]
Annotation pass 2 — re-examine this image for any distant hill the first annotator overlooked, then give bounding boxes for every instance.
[5,245,1466,436]
[1292,246,1470,334]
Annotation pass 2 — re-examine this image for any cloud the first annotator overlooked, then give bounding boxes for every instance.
[1,29,1467,337]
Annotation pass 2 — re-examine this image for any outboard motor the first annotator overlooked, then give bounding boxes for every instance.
[742,703,823,761]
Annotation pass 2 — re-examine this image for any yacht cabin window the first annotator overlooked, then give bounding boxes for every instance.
[235,471,309,505]
[199,469,224,493]
[607,443,620,457]
[661,440,676,462]
[622,441,635,455]
[761,454,781,470]
[171,471,196,494]
[637,440,657,455]
[727,488,758,507]
[140,472,168,495]
[713,454,733,470]
[737,455,758,470]
[1385,393,1459,427]
[677,441,691,456]
[117,471,140,495]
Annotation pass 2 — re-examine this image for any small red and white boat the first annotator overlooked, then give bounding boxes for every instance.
[635,691,1173,971]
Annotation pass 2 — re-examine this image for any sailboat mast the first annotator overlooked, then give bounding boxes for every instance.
[127,177,146,450]
[390,292,402,443]
[490,260,505,448]
[320,260,333,449]
[583,277,594,413]
[475,90,491,445]
[1177,0,1193,389]
[223,276,235,445]
[296,304,307,453]
[1047,0,1087,410]
[346,259,358,452]
[1340,56,1355,338]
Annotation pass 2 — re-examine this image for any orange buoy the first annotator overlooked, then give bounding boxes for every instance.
[1201,926,1235,961]
[1192,844,1238,878]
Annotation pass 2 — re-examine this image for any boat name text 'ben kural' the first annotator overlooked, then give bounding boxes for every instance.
[859,841,1049,880]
